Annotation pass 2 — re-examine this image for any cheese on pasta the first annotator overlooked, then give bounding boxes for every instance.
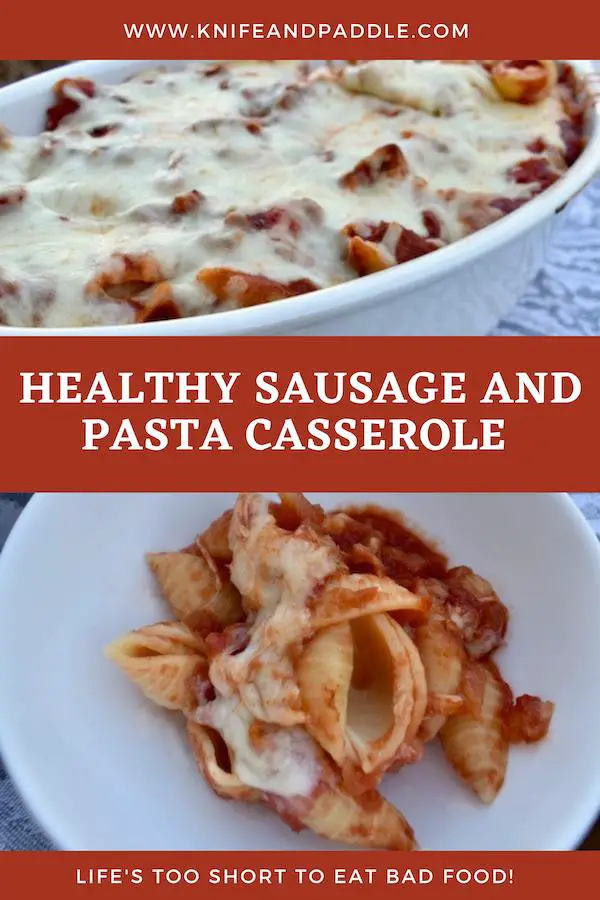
[0,60,583,327]
[196,696,319,797]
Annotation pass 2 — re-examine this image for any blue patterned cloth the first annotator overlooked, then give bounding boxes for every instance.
[1,179,600,849]
[494,179,600,338]
[0,494,53,849]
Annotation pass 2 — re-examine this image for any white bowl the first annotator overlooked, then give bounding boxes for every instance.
[0,492,599,850]
[0,61,599,337]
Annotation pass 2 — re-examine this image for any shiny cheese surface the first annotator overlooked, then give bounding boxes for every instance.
[0,60,571,327]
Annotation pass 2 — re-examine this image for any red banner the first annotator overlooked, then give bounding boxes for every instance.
[0,336,597,492]
[0,1,599,58]
[0,853,599,897]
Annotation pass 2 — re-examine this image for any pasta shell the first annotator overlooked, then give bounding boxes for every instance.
[345,235,394,276]
[198,509,233,563]
[266,764,417,850]
[147,546,243,633]
[414,617,465,742]
[105,622,206,712]
[313,572,429,629]
[298,614,427,778]
[107,620,204,656]
[440,660,512,803]
[306,786,417,850]
[491,60,557,104]
[390,618,428,742]
[345,613,415,774]
[270,493,325,531]
[297,622,353,764]
[426,693,464,717]
[229,492,341,615]
[187,719,259,802]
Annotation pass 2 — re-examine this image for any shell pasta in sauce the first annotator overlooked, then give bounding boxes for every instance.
[107,493,554,850]
[0,60,590,327]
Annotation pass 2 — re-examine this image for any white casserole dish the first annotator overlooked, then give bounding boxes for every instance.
[0,59,599,337]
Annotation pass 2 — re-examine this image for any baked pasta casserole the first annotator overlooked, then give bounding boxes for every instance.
[107,493,554,850]
[0,60,589,327]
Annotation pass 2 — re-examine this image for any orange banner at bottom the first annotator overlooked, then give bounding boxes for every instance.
[0,853,598,898]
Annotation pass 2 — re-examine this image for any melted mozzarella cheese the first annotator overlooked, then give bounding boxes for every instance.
[0,60,571,327]
[196,696,319,797]
[210,495,340,725]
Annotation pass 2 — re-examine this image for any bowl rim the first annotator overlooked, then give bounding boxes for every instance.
[1,59,599,337]
[1,491,600,850]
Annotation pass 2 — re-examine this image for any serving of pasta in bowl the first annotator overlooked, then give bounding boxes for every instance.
[0,491,600,850]
[0,59,599,336]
